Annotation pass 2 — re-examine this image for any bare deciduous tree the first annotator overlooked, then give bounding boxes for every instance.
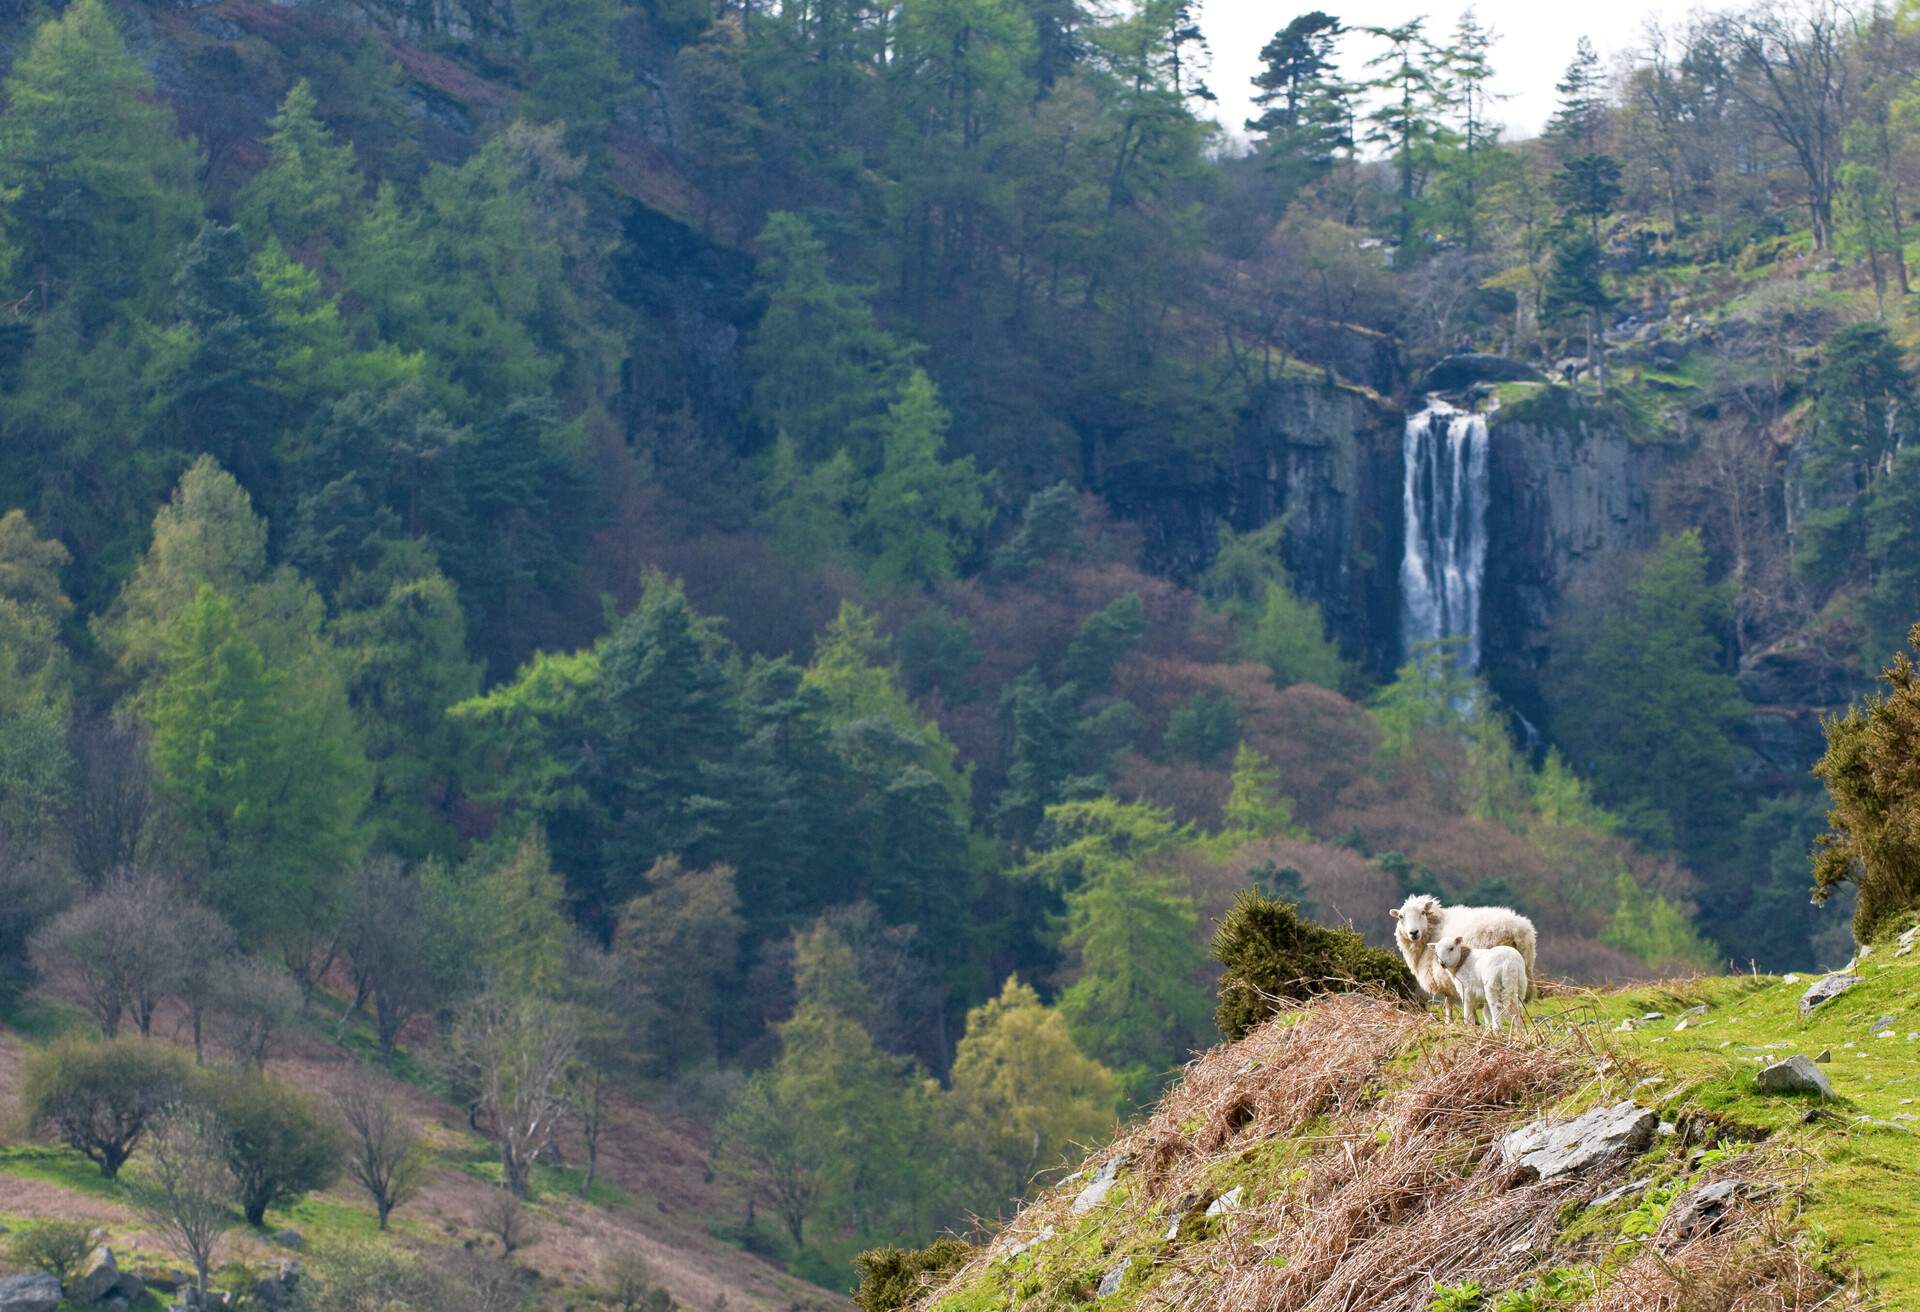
[65,717,156,889]
[31,870,205,1039]
[449,991,578,1198]
[1722,0,1856,250]
[476,1186,535,1256]
[209,956,302,1067]
[133,1106,233,1298]
[336,1067,425,1230]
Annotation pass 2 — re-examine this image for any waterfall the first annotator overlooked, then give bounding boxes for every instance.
[1400,400,1490,669]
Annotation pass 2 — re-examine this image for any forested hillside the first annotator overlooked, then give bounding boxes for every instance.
[0,0,1915,1299]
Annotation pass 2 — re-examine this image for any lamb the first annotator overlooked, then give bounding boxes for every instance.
[1389,893,1538,1022]
[1434,935,1528,1031]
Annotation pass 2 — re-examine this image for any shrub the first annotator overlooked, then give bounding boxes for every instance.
[20,1036,193,1177]
[851,1238,973,1312]
[1814,622,1920,942]
[4,1220,96,1282]
[602,1249,674,1312]
[1211,892,1419,1041]
[208,1071,345,1226]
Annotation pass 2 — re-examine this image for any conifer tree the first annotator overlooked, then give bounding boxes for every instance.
[0,0,200,320]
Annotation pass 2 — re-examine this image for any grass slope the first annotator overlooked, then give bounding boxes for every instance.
[0,1001,834,1312]
[911,929,1920,1312]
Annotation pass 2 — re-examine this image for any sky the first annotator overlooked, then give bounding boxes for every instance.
[1201,0,1741,146]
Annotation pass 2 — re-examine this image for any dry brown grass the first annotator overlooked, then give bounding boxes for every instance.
[1579,1193,1842,1312]
[1161,1026,1586,1312]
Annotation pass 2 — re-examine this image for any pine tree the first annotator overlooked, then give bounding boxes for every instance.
[1022,800,1209,1105]
[1245,12,1351,192]
[1545,35,1607,154]
[1360,21,1450,249]
[1545,532,1744,866]
[856,371,992,587]
[746,213,912,466]
[236,80,364,249]
[0,0,200,320]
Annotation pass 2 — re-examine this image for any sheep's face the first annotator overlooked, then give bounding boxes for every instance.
[1392,895,1444,948]
[1435,936,1469,972]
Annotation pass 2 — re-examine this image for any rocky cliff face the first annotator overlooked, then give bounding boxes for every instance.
[1480,396,1678,731]
[1109,381,1403,674]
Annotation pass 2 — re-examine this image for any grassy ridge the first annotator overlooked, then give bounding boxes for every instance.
[909,929,1920,1312]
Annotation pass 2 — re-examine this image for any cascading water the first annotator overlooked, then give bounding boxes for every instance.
[1400,399,1490,669]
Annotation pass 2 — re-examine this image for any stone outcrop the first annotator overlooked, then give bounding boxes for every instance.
[1756,1055,1835,1098]
[1418,354,1546,393]
[1799,974,1860,1017]
[1499,1101,1658,1182]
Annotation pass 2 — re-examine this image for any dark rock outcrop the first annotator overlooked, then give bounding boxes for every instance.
[1480,400,1677,728]
[1418,354,1545,393]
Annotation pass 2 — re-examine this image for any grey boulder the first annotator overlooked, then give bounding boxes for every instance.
[0,1272,63,1312]
[1072,1156,1130,1214]
[1799,974,1860,1017]
[1500,1101,1658,1183]
[1756,1055,1835,1098]
[1096,1257,1131,1299]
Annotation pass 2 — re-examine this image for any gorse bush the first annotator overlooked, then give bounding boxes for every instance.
[1211,892,1419,1041]
[851,1237,973,1312]
[1815,621,1920,942]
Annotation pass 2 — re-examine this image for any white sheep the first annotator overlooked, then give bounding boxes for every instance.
[1389,893,1538,1022]
[1434,935,1528,1031]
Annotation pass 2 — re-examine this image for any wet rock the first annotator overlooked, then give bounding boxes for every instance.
[1072,1156,1130,1214]
[1798,974,1860,1017]
[1500,1101,1658,1182]
[1756,1056,1835,1098]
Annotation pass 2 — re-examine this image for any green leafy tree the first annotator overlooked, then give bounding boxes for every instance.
[615,857,745,1074]
[20,1036,192,1178]
[144,586,368,946]
[1813,621,1920,941]
[0,511,74,840]
[1023,800,1208,1104]
[1601,873,1716,969]
[208,1071,345,1226]
[947,976,1116,1210]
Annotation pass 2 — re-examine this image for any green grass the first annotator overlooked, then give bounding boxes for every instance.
[1533,947,1920,1306]
[450,1151,633,1209]
[0,995,96,1043]
[0,1143,131,1201]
